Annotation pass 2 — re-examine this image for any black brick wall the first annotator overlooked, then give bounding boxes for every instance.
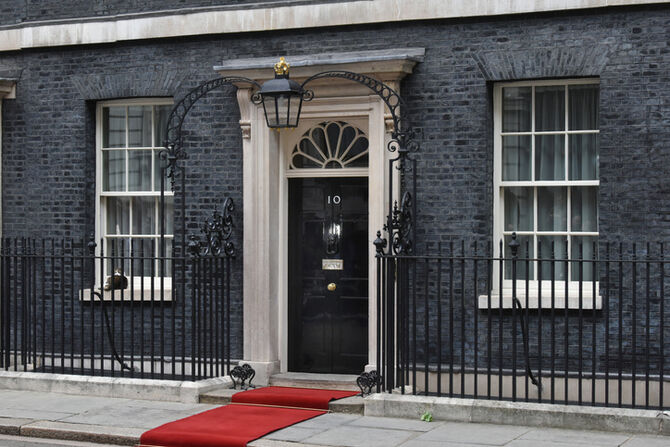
[2,5,670,365]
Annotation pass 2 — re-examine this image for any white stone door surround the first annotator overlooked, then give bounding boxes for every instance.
[215,48,424,384]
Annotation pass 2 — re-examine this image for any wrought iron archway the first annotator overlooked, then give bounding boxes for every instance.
[158,68,420,394]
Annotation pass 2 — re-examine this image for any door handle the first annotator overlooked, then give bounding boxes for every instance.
[327,282,337,292]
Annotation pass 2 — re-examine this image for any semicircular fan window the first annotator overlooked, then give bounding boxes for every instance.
[290,121,369,169]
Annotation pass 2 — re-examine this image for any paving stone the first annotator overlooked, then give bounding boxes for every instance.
[414,421,531,445]
[56,405,203,429]
[621,435,670,447]
[0,433,121,446]
[347,415,441,432]
[264,426,325,442]
[0,409,74,421]
[520,427,631,446]
[0,392,123,414]
[20,421,143,445]
[291,413,359,430]
[401,441,492,447]
[302,425,416,447]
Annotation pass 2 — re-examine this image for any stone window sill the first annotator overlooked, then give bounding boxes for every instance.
[477,293,602,310]
[79,288,173,302]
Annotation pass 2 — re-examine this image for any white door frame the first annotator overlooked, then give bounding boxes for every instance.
[277,97,389,373]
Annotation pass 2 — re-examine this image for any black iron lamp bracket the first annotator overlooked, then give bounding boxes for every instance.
[161,76,262,191]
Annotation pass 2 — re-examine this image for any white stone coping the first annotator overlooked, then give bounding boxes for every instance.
[365,393,670,435]
[0,370,232,403]
[0,0,668,52]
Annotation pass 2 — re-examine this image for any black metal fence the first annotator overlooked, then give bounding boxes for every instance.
[0,236,235,381]
[377,236,670,410]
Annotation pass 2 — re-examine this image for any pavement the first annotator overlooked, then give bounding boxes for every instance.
[0,389,667,447]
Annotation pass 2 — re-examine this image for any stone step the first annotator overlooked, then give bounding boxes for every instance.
[269,372,360,392]
[199,388,237,405]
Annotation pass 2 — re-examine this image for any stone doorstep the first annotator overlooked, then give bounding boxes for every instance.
[365,393,670,436]
[268,373,360,392]
[199,387,365,415]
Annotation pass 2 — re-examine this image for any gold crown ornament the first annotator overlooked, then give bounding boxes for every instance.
[274,57,290,76]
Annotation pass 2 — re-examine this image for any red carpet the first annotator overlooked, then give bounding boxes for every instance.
[231,386,358,410]
[138,387,359,447]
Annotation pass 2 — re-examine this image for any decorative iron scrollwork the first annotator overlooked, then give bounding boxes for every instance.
[230,363,256,390]
[300,71,418,258]
[391,192,413,255]
[162,77,262,191]
[357,370,381,396]
[188,198,236,257]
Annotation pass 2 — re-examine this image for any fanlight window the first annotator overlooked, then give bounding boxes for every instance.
[290,121,369,169]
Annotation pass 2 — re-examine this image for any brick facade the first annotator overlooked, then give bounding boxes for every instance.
[1,4,670,365]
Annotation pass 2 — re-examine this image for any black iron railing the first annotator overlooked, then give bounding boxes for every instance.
[0,234,236,381]
[376,236,670,410]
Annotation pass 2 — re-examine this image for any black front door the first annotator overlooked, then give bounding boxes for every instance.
[288,177,368,374]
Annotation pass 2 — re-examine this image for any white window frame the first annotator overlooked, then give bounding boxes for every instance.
[486,78,601,309]
[93,98,174,299]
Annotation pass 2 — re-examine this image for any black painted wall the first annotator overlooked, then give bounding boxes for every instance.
[2,4,670,366]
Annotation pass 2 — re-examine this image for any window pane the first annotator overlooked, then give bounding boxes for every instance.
[502,136,531,181]
[154,105,171,147]
[535,86,565,131]
[537,187,567,231]
[504,235,534,280]
[538,236,567,281]
[102,150,125,191]
[102,107,125,148]
[502,87,531,132]
[157,238,173,277]
[535,135,565,180]
[128,150,152,191]
[163,196,174,235]
[154,150,169,191]
[106,197,130,234]
[128,106,152,147]
[569,134,599,180]
[571,236,597,281]
[105,238,130,276]
[132,197,156,235]
[131,238,154,277]
[569,84,599,130]
[504,187,533,231]
[571,186,598,232]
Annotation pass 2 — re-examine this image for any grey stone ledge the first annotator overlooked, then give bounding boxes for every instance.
[0,371,232,403]
[365,393,670,436]
[214,48,426,72]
